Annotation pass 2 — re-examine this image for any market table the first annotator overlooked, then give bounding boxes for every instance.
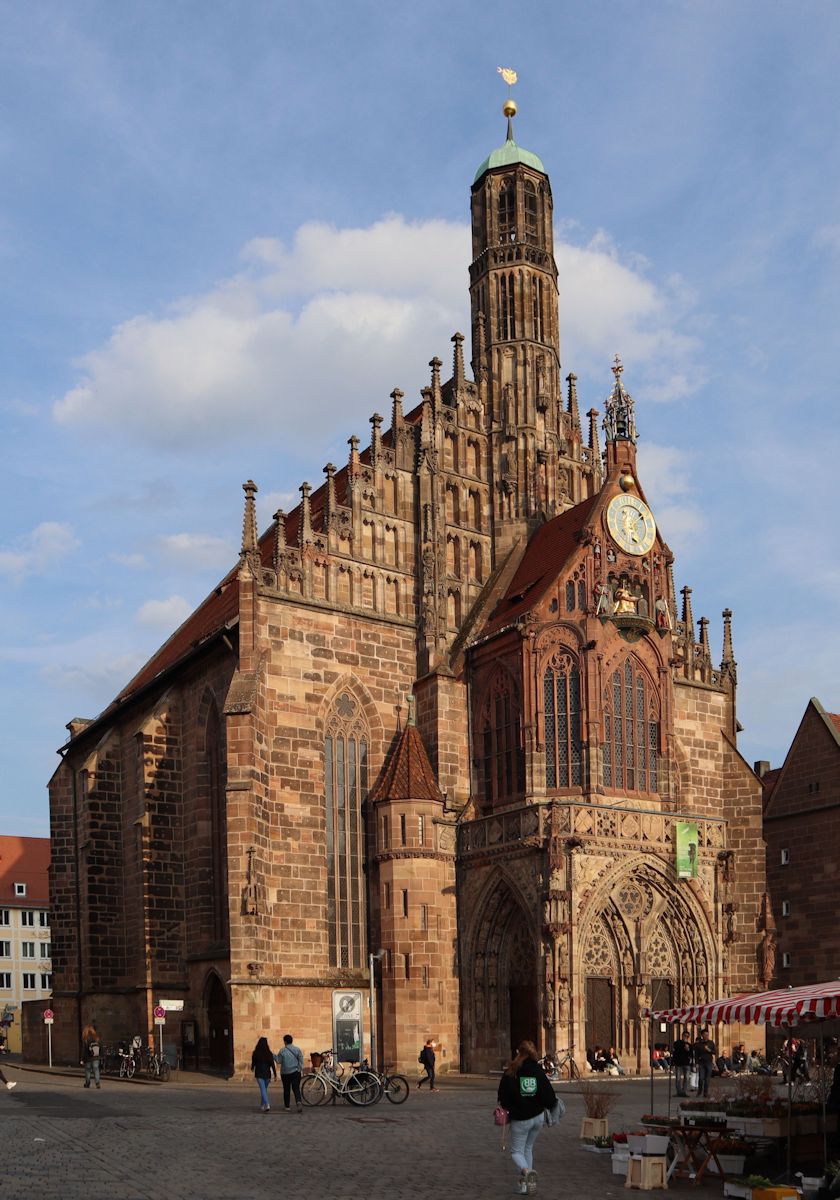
[668,1125,729,1185]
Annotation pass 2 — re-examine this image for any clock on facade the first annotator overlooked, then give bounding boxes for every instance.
[606,494,656,556]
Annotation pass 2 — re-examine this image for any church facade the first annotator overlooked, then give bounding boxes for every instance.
[46,108,767,1075]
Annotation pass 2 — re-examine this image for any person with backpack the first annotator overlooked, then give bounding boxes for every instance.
[497,1040,559,1195]
[276,1033,304,1112]
[417,1039,438,1091]
[81,1023,101,1089]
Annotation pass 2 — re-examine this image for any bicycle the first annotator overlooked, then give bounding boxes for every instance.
[553,1048,581,1081]
[364,1063,410,1104]
[118,1044,136,1079]
[301,1050,379,1106]
[145,1048,171,1082]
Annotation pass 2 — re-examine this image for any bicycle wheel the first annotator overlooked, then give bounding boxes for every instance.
[126,1057,136,1079]
[345,1070,381,1106]
[301,1074,329,1106]
[119,1059,127,1079]
[383,1074,410,1104]
[159,1060,171,1082]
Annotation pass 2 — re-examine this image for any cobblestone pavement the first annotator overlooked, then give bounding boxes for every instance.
[0,1064,756,1200]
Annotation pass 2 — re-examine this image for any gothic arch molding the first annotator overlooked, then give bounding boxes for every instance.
[316,673,384,751]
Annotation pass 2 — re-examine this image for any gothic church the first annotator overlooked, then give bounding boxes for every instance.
[47,104,767,1075]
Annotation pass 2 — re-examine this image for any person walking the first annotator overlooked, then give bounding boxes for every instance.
[417,1039,438,1091]
[251,1037,276,1111]
[497,1040,559,1196]
[0,1064,16,1091]
[693,1028,716,1099]
[81,1023,102,1089]
[672,1031,693,1096]
[276,1033,304,1112]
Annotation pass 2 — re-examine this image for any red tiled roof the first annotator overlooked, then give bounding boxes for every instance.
[829,712,840,737]
[0,837,50,907]
[482,493,600,635]
[369,723,442,803]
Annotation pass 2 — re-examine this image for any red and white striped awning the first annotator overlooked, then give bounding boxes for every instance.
[641,980,840,1027]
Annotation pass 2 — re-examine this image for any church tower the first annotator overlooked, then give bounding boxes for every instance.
[470,97,596,560]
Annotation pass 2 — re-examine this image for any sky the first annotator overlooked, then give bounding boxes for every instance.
[2,0,839,836]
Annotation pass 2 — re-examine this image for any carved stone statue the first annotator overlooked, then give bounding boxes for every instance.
[557,981,569,1027]
[760,929,777,986]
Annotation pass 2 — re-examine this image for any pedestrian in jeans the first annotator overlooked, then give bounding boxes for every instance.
[276,1033,304,1112]
[251,1037,276,1112]
[672,1031,693,1096]
[81,1024,102,1089]
[693,1028,716,1098]
[497,1040,559,1195]
[417,1039,438,1091]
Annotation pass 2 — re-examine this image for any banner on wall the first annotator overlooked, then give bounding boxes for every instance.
[332,990,364,1063]
[675,821,699,879]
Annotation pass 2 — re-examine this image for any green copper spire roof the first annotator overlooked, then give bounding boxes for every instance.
[473,134,546,184]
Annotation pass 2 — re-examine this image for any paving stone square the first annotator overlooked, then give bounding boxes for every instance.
[0,1066,762,1200]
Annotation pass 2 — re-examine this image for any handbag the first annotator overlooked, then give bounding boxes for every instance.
[688,1067,699,1090]
[544,1096,565,1126]
[494,1104,510,1151]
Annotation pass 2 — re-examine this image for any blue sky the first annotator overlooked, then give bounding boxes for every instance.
[2,1,839,835]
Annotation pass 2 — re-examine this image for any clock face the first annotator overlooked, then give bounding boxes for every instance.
[606,494,656,556]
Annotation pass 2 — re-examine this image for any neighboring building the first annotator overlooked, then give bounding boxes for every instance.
[762,698,840,988]
[46,104,766,1076]
[0,836,51,1053]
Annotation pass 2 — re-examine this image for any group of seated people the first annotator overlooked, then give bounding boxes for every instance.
[585,1045,626,1075]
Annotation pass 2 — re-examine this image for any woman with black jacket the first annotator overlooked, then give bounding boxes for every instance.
[497,1040,558,1196]
[250,1037,277,1112]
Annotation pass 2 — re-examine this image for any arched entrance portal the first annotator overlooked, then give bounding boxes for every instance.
[463,877,539,1073]
[578,863,714,1071]
[204,973,233,1072]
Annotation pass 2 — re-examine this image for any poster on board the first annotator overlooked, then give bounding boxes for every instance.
[332,990,364,1063]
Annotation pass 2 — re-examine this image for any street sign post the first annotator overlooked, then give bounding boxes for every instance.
[154,1005,166,1057]
[43,1009,54,1067]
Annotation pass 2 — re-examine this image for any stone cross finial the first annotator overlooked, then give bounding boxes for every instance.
[300,481,312,543]
[429,357,442,397]
[406,693,416,727]
[370,414,382,468]
[273,509,286,570]
[324,463,336,523]
[451,332,465,388]
[721,608,734,666]
[567,373,580,432]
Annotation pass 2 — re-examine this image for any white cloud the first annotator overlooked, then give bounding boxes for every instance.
[0,521,80,583]
[53,216,703,453]
[135,595,193,629]
[111,551,149,569]
[812,224,840,253]
[41,653,144,695]
[258,491,298,525]
[157,532,234,570]
[635,442,706,553]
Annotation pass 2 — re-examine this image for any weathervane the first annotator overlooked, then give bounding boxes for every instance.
[497,66,518,132]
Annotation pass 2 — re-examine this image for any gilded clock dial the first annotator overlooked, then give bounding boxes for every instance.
[606,494,656,556]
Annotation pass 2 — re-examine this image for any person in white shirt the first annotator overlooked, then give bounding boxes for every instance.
[276,1034,305,1112]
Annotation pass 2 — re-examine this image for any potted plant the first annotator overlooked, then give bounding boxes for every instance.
[641,1114,678,1127]
[578,1082,618,1140]
[706,1137,754,1177]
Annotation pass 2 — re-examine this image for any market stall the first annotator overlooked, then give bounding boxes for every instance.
[641,980,840,1185]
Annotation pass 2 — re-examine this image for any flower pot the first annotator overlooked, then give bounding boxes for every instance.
[612,1152,630,1175]
[643,1134,671,1155]
[628,1134,646,1155]
[580,1117,608,1139]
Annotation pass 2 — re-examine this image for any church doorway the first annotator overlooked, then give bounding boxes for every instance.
[506,910,539,1057]
[204,973,233,1072]
[585,976,614,1053]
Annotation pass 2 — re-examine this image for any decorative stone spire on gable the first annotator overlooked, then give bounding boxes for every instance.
[429,357,442,406]
[323,463,337,526]
[240,480,259,569]
[472,311,487,382]
[567,372,580,434]
[720,607,737,682]
[347,434,361,479]
[369,415,383,470]
[273,509,286,571]
[390,387,404,429]
[587,408,601,467]
[451,332,466,392]
[299,481,312,543]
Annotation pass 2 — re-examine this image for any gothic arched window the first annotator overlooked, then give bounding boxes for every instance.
[498,272,516,340]
[478,670,524,806]
[602,658,659,792]
[524,180,538,244]
[499,182,515,242]
[324,692,369,968]
[544,653,582,788]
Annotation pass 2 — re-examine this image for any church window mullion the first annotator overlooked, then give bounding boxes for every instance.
[544,669,556,789]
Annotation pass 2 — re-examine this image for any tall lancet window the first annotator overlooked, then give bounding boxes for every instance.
[324,692,369,968]
[524,180,538,245]
[499,181,515,243]
[544,652,582,788]
[478,669,524,807]
[602,658,659,792]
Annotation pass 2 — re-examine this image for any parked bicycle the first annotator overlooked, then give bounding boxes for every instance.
[301,1049,379,1106]
[118,1041,136,1079]
[372,1065,410,1104]
[553,1048,581,1081]
[145,1047,171,1082]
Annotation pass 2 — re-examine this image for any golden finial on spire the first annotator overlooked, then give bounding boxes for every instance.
[497,66,518,121]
